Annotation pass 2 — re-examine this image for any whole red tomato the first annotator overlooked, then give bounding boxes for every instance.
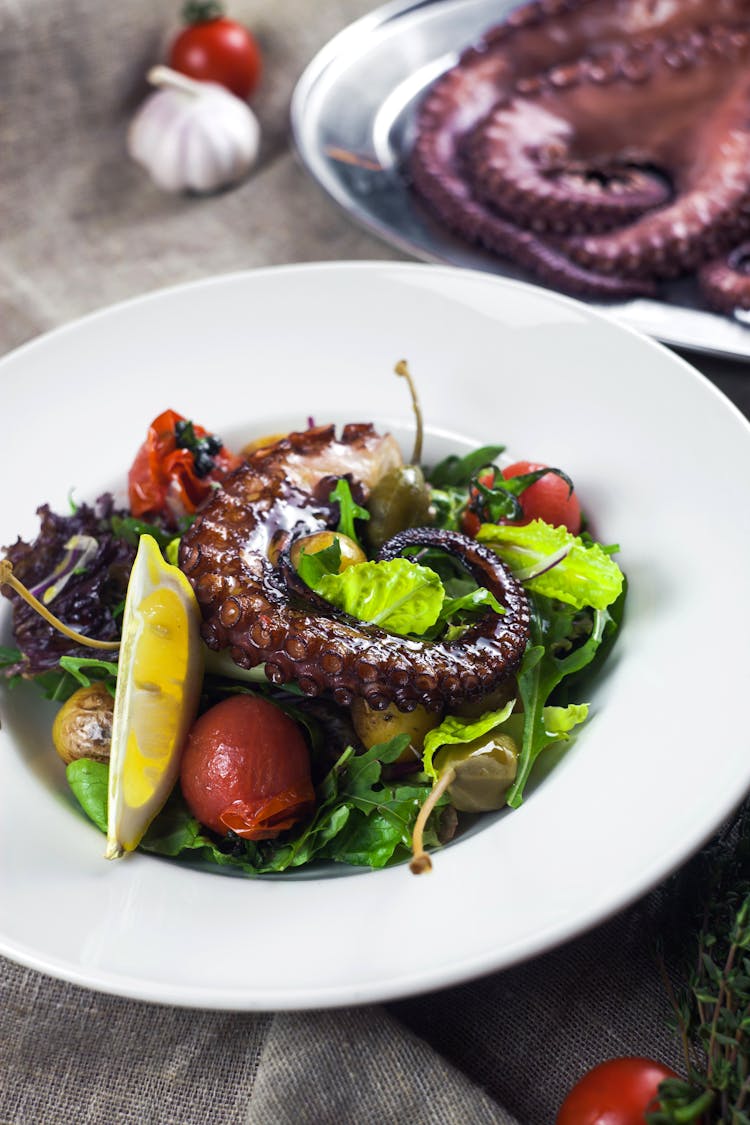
[180,695,315,840]
[557,1057,677,1125]
[169,2,262,100]
[502,459,582,534]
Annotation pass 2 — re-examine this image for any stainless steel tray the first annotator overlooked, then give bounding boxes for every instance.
[291,0,750,362]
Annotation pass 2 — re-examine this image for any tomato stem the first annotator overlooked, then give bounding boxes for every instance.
[0,559,120,652]
[182,0,224,24]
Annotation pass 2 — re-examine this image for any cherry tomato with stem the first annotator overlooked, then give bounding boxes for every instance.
[169,1,262,101]
[502,459,582,534]
[557,1057,678,1125]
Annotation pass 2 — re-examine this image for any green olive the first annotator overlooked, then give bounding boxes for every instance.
[364,465,434,552]
[436,732,518,812]
[290,531,366,573]
[52,682,114,765]
[351,698,441,765]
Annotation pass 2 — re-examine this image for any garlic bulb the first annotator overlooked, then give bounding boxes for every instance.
[128,66,260,193]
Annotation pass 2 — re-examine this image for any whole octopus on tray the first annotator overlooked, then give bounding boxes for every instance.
[410,0,750,314]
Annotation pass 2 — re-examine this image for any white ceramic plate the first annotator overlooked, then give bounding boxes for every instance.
[1,262,749,1011]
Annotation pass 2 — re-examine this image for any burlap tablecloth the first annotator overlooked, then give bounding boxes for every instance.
[2,2,748,1121]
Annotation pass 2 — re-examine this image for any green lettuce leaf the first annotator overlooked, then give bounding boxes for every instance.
[477,519,624,610]
[422,701,516,779]
[314,558,445,634]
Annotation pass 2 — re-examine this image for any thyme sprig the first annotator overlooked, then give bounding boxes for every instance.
[647,802,750,1124]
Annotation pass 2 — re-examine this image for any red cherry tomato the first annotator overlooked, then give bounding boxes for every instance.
[128,409,241,527]
[557,1057,677,1125]
[180,695,315,840]
[502,459,582,534]
[169,6,262,101]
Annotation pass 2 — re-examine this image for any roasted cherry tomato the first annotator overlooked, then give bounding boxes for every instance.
[180,695,315,840]
[502,459,582,534]
[128,409,241,527]
[557,1057,677,1125]
[168,1,262,101]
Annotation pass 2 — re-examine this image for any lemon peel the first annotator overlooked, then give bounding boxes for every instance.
[106,535,203,859]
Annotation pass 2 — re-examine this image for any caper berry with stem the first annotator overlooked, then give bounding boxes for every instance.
[435,732,518,813]
[364,360,434,552]
[410,730,519,873]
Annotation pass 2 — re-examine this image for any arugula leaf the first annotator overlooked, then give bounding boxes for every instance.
[329,478,370,544]
[0,645,21,670]
[319,785,443,868]
[506,593,609,807]
[295,539,342,587]
[316,735,446,868]
[422,702,516,778]
[111,514,188,565]
[419,585,505,642]
[25,657,119,703]
[477,519,624,610]
[111,515,174,550]
[430,486,470,531]
[59,655,118,694]
[65,734,439,875]
[314,558,445,634]
[438,587,503,623]
[428,445,505,488]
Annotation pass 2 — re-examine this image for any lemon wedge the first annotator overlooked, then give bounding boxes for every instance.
[106,534,203,859]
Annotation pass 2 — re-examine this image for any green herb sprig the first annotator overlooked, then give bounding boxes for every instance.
[648,803,750,1124]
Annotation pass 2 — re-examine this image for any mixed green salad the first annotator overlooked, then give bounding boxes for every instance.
[0,383,625,875]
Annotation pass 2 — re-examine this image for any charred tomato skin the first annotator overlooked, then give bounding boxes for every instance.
[180,695,315,840]
[556,1057,677,1125]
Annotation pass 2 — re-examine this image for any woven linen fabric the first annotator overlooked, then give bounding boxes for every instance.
[0,1,739,1122]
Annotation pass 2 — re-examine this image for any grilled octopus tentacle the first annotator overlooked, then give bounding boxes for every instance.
[179,427,530,714]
